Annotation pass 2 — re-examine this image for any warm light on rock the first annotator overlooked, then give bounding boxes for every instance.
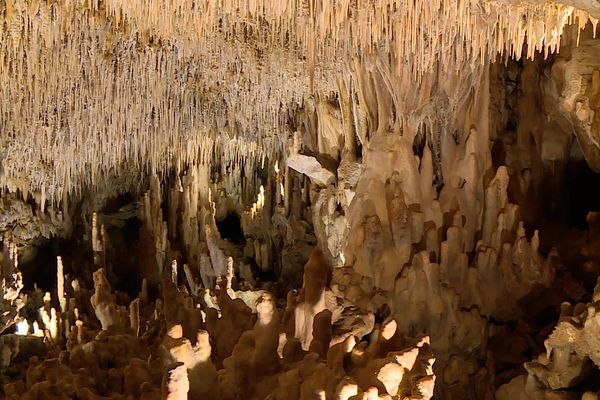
[0,1,600,399]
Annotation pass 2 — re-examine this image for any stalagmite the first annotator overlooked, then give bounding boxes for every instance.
[163,363,189,400]
[90,268,123,331]
[294,249,331,350]
[2,0,600,399]
[56,256,66,314]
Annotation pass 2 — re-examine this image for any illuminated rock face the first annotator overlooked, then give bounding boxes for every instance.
[1,1,600,400]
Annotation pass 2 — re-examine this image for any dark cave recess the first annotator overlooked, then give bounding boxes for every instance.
[216,212,245,245]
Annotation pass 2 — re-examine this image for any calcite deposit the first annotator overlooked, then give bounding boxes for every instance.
[1,0,600,399]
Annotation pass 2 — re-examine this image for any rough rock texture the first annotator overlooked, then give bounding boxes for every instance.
[497,274,600,398]
[544,26,600,173]
[1,1,600,400]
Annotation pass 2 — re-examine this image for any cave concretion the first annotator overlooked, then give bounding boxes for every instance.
[1,1,600,399]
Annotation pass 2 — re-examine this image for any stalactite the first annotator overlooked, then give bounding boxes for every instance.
[0,1,595,203]
[2,1,600,400]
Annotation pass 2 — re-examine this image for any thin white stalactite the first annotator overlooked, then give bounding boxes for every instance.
[0,1,594,203]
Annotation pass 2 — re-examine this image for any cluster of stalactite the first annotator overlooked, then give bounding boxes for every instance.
[2,1,600,399]
[0,0,596,203]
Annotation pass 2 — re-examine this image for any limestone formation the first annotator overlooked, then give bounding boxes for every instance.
[2,1,600,399]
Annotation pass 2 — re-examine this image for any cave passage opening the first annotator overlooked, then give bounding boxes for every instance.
[216,212,245,245]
